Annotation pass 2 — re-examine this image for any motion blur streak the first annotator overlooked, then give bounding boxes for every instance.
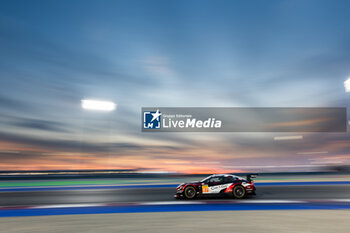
[81,99,116,111]
[273,136,303,141]
[1,181,350,206]
[344,78,350,92]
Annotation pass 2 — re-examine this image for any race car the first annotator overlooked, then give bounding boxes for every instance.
[174,174,257,199]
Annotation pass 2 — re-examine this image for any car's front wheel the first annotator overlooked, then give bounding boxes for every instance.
[184,186,196,199]
[232,185,246,199]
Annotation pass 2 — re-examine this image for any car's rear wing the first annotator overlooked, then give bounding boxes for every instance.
[246,174,258,182]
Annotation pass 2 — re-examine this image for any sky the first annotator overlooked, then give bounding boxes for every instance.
[0,0,350,173]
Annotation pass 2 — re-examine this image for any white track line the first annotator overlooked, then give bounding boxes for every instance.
[328,199,350,202]
[140,201,201,205]
[235,200,306,204]
[140,200,307,205]
[32,204,105,209]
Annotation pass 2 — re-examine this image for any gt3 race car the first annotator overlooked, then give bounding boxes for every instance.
[175,174,257,199]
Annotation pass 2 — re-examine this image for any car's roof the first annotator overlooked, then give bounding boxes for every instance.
[211,174,237,177]
[209,174,245,179]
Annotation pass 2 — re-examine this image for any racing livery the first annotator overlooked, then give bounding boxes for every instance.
[174,174,257,199]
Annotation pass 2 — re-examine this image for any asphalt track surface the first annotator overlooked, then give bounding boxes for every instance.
[2,211,350,233]
[1,184,350,206]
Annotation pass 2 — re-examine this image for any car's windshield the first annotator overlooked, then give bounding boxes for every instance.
[201,176,212,183]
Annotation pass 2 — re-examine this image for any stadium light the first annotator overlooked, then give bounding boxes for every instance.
[81,99,116,111]
[345,78,350,92]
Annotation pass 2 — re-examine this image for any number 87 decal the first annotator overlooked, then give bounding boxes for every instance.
[202,184,209,193]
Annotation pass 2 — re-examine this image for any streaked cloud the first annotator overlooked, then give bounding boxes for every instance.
[0,0,350,172]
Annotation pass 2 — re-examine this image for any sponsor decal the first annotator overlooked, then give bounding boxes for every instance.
[202,184,209,193]
[209,184,230,193]
[201,183,233,194]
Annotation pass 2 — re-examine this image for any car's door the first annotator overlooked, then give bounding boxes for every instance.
[206,176,226,194]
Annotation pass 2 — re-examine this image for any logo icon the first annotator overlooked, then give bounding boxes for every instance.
[143,109,162,129]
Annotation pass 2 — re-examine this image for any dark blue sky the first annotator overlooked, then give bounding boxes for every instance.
[0,0,349,172]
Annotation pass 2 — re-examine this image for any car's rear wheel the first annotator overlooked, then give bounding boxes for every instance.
[233,185,246,199]
[184,186,196,199]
